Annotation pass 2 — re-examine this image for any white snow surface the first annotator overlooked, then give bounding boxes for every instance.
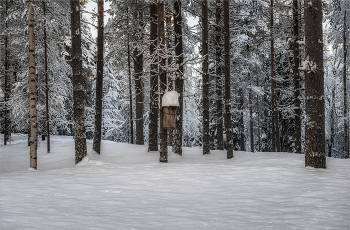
[162,90,179,107]
[1,134,350,230]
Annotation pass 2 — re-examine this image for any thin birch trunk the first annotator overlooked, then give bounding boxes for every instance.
[28,0,38,169]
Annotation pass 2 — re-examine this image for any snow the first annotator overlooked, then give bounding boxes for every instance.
[1,134,350,230]
[162,90,179,107]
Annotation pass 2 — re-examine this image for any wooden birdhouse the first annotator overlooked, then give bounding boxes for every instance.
[162,91,180,130]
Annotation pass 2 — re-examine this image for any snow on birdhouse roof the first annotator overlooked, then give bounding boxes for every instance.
[162,91,179,107]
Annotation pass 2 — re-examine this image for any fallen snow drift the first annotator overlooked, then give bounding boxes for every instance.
[1,134,349,230]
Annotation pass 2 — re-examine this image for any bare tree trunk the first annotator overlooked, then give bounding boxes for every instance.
[92,0,104,154]
[270,0,279,152]
[239,88,245,151]
[216,0,224,150]
[173,0,184,155]
[127,7,133,144]
[3,0,9,146]
[134,7,144,146]
[224,0,233,159]
[149,2,158,151]
[70,0,87,164]
[202,0,210,155]
[249,74,254,152]
[43,1,50,153]
[158,0,168,162]
[293,0,301,154]
[28,0,38,169]
[304,0,326,168]
[343,11,349,159]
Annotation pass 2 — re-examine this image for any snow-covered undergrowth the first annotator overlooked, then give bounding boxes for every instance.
[1,134,349,230]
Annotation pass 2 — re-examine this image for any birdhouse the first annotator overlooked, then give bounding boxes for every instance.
[162,91,180,130]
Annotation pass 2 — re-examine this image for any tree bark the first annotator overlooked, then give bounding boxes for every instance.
[216,0,224,150]
[43,1,50,153]
[28,0,38,169]
[304,0,326,168]
[293,0,301,154]
[202,0,210,155]
[224,0,233,159]
[270,0,277,152]
[149,2,158,151]
[3,0,9,146]
[343,11,348,159]
[239,88,245,151]
[134,6,144,146]
[127,7,133,144]
[92,0,104,154]
[249,74,254,152]
[172,0,184,155]
[70,0,87,164]
[158,0,168,162]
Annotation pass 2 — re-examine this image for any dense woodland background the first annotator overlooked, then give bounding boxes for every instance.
[0,0,349,168]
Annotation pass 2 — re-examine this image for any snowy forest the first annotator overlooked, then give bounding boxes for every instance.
[1,1,350,229]
[0,0,349,169]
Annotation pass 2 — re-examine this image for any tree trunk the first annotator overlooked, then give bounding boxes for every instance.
[172,0,184,155]
[293,0,301,154]
[28,0,38,169]
[149,2,158,151]
[216,0,224,150]
[239,88,245,151]
[158,0,168,162]
[270,0,277,152]
[304,0,326,168]
[224,0,233,159]
[127,7,133,144]
[70,0,87,164]
[43,1,50,153]
[134,7,144,146]
[249,74,254,152]
[202,0,210,155]
[92,0,104,154]
[343,11,348,159]
[3,0,9,146]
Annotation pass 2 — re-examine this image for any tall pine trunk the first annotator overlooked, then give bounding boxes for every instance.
[134,7,144,146]
[216,0,224,150]
[127,7,133,144]
[92,0,104,154]
[249,74,254,152]
[43,1,50,152]
[304,0,326,168]
[70,0,87,164]
[239,88,245,151]
[28,0,38,169]
[149,2,158,151]
[173,0,184,155]
[224,0,233,159]
[343,11,348,159]
[158,0,168,162]
[3,0,9,146]
[293,0,301,154]
[202,0,210,155]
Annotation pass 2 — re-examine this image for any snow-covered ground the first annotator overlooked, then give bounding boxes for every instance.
[1,134,349,230]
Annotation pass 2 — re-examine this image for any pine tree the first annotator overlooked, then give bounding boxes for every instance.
[202,0,210,155]
[70,0,87,164]
[304,0,326,168]
[149,1,158,152]
[224,0,233,159]
[92,0,104,154]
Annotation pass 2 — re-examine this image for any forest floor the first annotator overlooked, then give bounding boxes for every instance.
[1,134,349,230]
